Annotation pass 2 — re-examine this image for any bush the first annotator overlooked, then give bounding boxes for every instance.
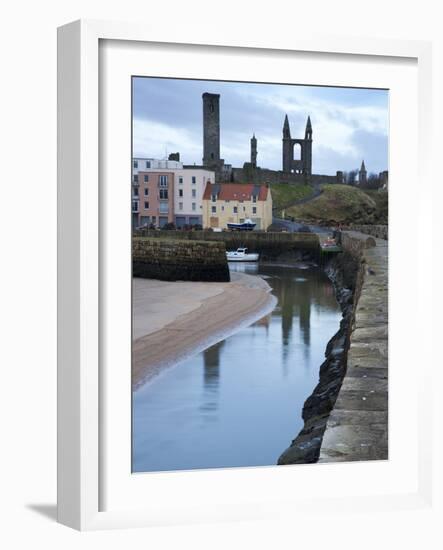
[161,222,176,230]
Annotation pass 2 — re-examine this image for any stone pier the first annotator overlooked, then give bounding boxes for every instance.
[319,233,388,462]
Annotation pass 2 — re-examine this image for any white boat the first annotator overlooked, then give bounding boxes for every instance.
[226,247,259,262]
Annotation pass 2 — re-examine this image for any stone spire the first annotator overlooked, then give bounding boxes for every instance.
[305,116,312,140]
[359,160,367,186]
[283,114,291,139]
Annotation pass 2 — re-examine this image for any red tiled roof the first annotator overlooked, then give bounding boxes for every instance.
[202,183,269,201]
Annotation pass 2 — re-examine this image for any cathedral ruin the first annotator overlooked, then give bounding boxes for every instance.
[182,91,386,188]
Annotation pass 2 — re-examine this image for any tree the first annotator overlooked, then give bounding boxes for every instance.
[347,170,358,185]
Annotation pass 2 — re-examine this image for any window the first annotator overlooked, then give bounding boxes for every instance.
[243,206,246,212]
[252,206,257,214]
[145,160,151,169]
[133,187,139,196]
[133,174,138,184]
[159,189,168,200]
[211,206,216,213]
[133,160,138,169]
[159,175,168,187]
[144,174,149,182]
[221,206,224,211]
[192,189,196,198]
[233,206,238,214]
[179,189,183,198]
[159,202,169,214]
[252,195,257,203]
[211,194,217,202]
[192,176,196,184]
[144,201,149,209]
[179,177,183,184]
[179,202,183,210]
[144,188,149,196]
[192,203,196,211]
[132,200,139,213]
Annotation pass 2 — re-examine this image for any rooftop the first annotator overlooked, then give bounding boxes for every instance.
[203,183,269,201]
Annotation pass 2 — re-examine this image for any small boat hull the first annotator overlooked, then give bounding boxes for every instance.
[226,247,259,262]
[226,253,259,262]
[227,221,256,231]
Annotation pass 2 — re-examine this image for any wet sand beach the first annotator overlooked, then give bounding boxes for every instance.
[132,272,276,389]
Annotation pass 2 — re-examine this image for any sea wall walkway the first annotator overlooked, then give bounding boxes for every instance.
[319,232,388,462]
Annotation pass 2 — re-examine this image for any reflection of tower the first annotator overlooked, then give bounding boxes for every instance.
[299,298,311,348]
[281,280,294,348]
[200,340,224,419]
[203,340,223,390]
[250,133,257,168]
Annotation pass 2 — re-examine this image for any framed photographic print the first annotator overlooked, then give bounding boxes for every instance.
[57,19,433,530]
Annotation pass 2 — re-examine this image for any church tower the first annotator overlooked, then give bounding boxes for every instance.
[250,133,257,168]
[359,160,367,186]
[202,93,221,167]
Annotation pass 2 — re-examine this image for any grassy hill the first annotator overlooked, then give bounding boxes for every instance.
[270,183,314,215]
[364,189,388,224]
[285,184,387,225]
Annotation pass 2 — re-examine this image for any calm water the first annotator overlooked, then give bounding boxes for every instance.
[132,263,341,473]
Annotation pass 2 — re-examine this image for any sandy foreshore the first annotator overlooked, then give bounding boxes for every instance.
[132,272,276,389]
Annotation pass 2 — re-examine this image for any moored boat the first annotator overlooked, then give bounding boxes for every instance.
[226,248,259,262]
[227,218,256,231]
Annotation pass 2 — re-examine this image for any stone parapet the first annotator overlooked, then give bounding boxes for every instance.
[278,230,388,464]
[349,224,388,240]
[133,237,230,282]
[133,230,319,260]
[319,232,388,462]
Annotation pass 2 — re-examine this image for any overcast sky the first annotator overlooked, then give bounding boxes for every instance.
[132,77,389,175]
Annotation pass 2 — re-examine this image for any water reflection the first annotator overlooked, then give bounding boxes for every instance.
[132,262,341,473]
[199,340,224,420]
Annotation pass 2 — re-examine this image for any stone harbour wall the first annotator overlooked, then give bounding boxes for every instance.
[133,230,319,260]
[319,233,388,462]
[349,224,388,240]
[132,237,230,282]
[278,230,388,464]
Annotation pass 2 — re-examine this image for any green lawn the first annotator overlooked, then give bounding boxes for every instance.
[270,183,314,214]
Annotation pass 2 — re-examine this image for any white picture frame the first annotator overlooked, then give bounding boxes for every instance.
[57,19,433,531]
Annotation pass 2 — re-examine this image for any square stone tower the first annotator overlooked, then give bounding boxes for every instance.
[202,93,222,168]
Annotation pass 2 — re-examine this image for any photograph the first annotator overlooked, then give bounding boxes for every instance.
[131,77,389,473]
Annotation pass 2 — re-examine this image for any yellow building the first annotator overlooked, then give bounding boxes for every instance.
[202,183,273,230]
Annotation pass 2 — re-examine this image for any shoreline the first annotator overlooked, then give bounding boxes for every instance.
[132,272,277,390]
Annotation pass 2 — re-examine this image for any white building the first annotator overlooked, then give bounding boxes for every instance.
[173,168,215,227]
[132,157,183,175]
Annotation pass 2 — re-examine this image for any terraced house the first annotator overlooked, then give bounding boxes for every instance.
[133,170,175,228]
[132,157,214,228]
[202,183,273,230]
